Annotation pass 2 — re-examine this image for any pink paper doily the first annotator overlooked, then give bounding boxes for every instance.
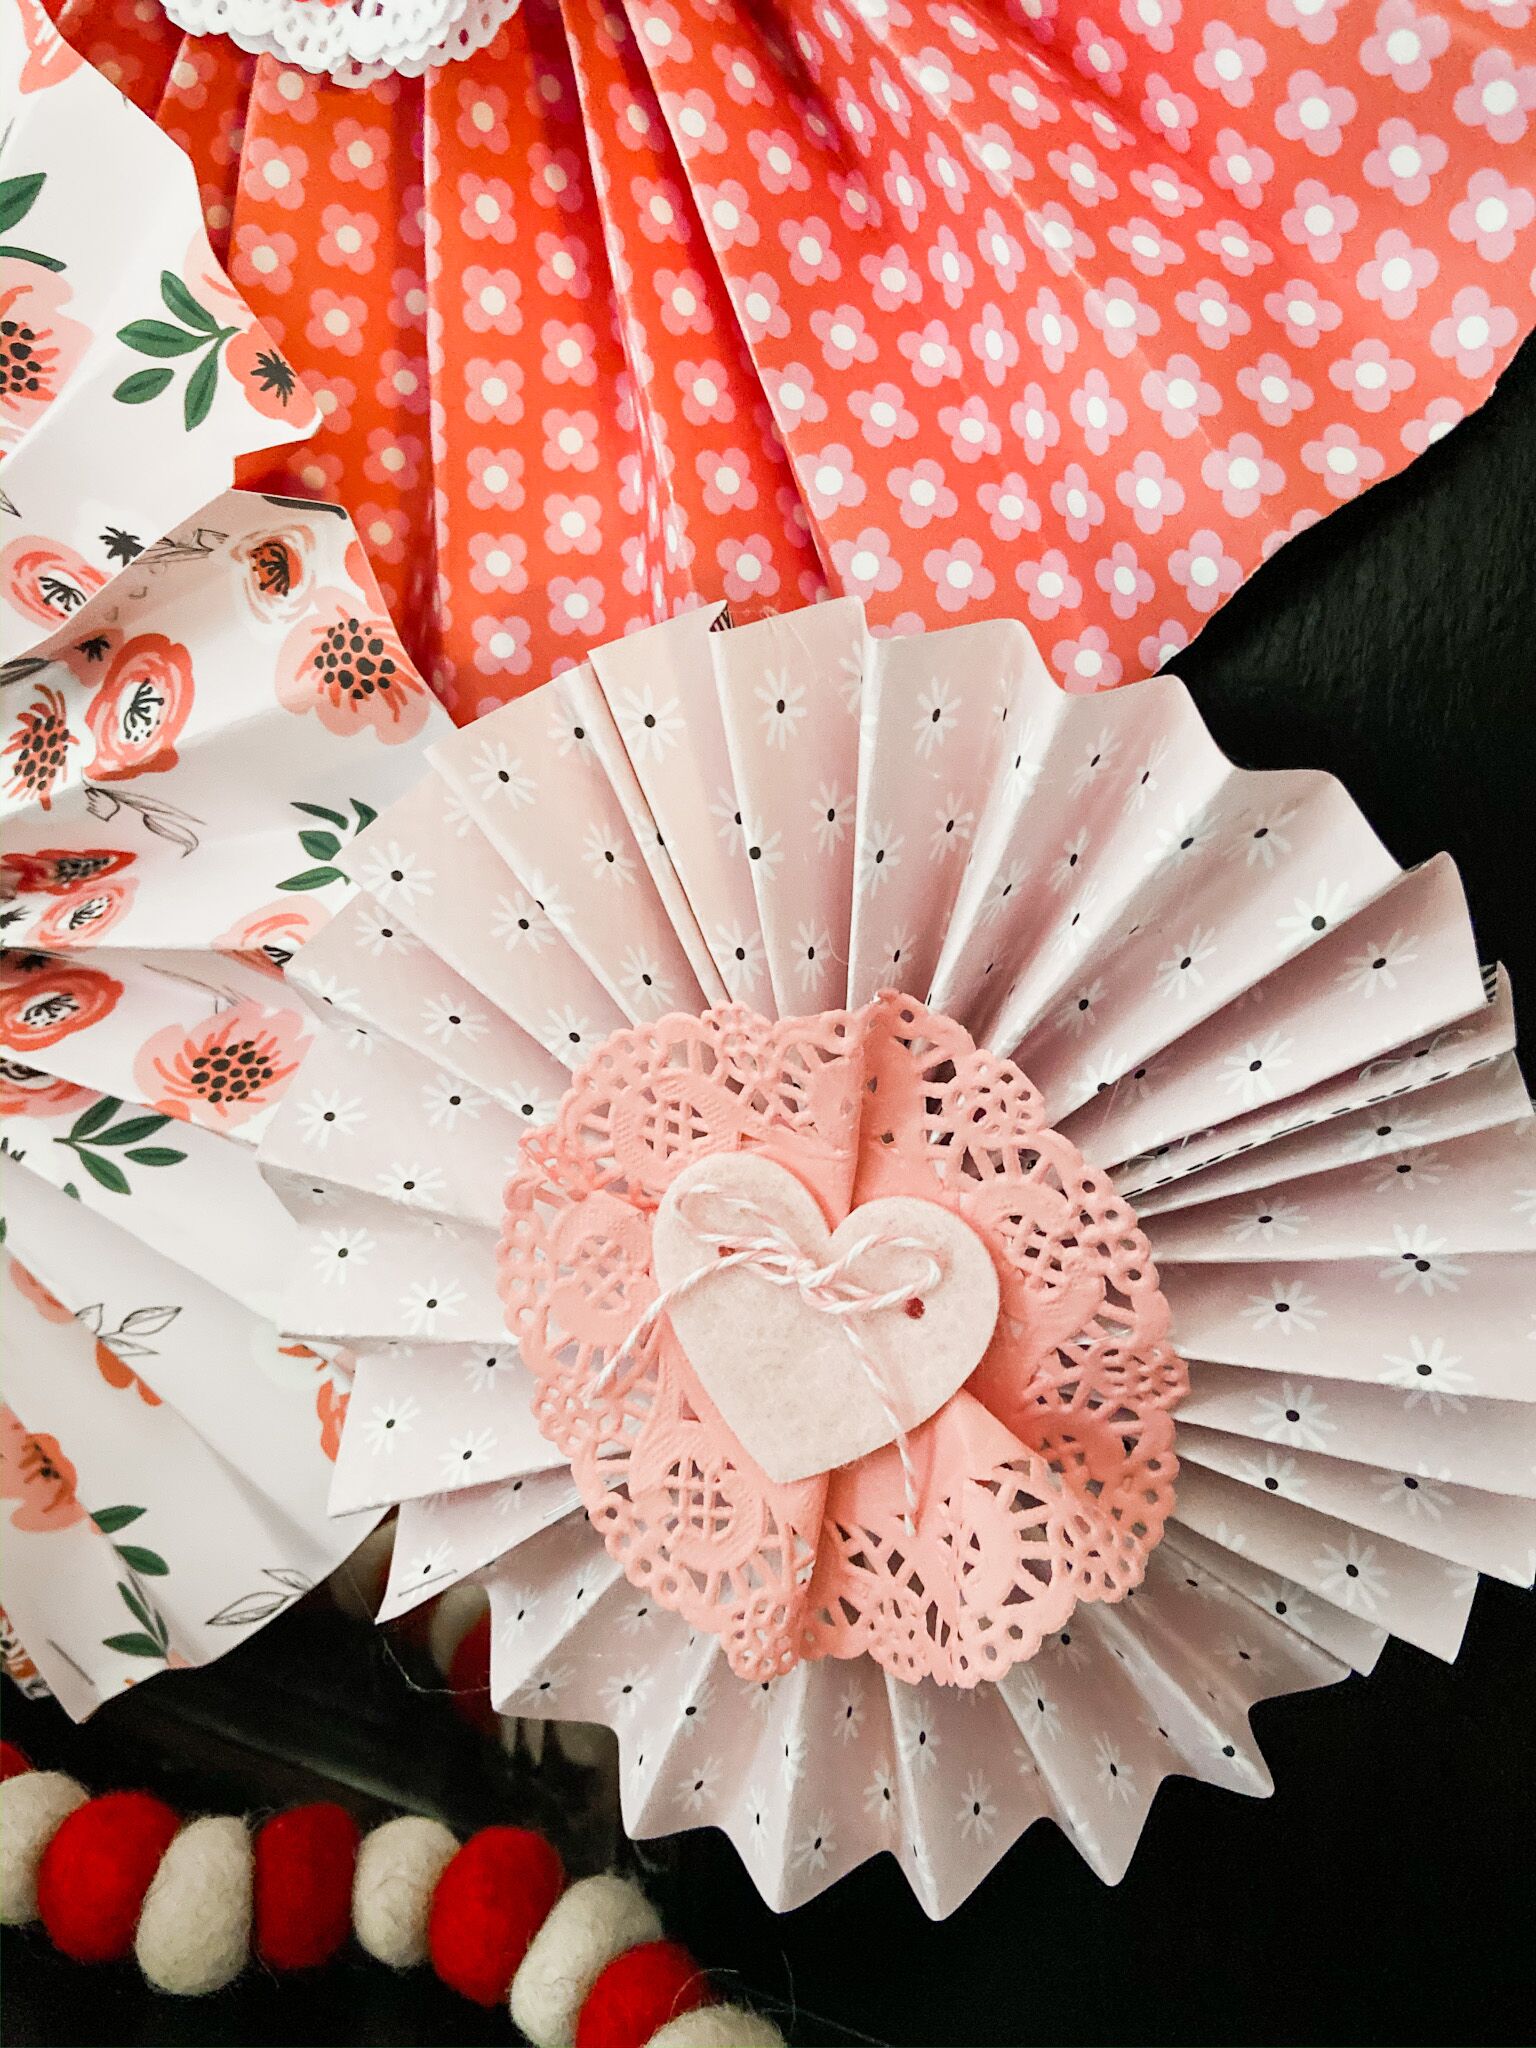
[500,993,1187,1687]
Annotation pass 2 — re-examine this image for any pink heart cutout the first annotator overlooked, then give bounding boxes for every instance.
[652,1152,999,1485]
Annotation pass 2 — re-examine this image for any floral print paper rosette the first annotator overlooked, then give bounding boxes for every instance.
[39,0,1536,713]
[259,598,1534,1915]
[0,0,455,1717]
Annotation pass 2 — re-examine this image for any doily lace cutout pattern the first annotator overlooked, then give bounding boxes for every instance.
[155,0,523,82]
[499,993,1186,1688]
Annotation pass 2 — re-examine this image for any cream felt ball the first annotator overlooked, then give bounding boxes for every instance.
[645,2007,787,2048]
[0,1773,88,1926]
[352,1815,459,1970]
[134,1815,253,1996]
[510,1873,663,2048]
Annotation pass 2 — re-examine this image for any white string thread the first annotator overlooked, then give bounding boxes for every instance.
[594,1185,945,1533]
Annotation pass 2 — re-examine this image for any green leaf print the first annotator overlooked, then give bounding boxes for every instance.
[159,271,220,334]
[91,1505,146,1533]
[101,1632,165,1660]
[113,366,174,406]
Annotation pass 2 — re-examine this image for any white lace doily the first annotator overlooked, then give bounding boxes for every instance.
[157,0,523,83]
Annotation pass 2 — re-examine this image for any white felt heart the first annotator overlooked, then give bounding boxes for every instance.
[651,1152,999,1486]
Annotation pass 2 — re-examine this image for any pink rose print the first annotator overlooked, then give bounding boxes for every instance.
[1018,547,1084,621]
[1329,339,1416,413]
[0,541,106,635]
[32,876,136,950]
[0,955,122,1053]
[0,1410,87,1535]
[0,1065,92,1120]
[133,1000,307,1128]
[1453,48,1536,145]
[1356,228,1440,318]
[277,591,429,743]
[1053,626,1123,691]
[1202,433,1286,516]
[1449,170,1535,261]
[1302,422,1386,498]
[0,261,89,447]
[217,900,323,976]
[1360,1,1450,93]
[1430,286,1518,377]
[1363,118,1448,204]
[1096,541,1155,619]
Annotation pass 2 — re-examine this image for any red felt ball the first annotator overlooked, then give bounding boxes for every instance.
[575,1941,715,2048]
[428,1825,563,2007]
[0,1740,32,1780]
[447,1611,498,1738]
[36,1791,181,1964]
[253,1803,360,1971]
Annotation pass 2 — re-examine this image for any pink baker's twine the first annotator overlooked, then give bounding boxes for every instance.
[594,1184,945,1531]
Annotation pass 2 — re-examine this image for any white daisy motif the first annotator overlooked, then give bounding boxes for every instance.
[833,1689,866,1743]
[780,1726,809,1783]
[439,790,475,839]
[1069,731,1119,795]
[1155,806,1217,865]
[1379,1469,1452,1520]
[1052,829,1090,894]
[440,1427,499,1487]
[581,822,637,888]
[930,796,976,857]
[618,947,673,1010]
[1337,930,1420,999]
[422,1073,490,1130]
[1314,1537,1389,1615]
[492,890,557,954]
[1057,979,1105,1037]
[1155,926,1218,1000]
[757,672,808,748]
[859,819,905,893]
[544,1006,597,1058]
[791,1813,835,1876]
[299,971,360,1014]
[561,1568,603,1630]
[600,1668,653,1717]
[712,921,767,994]
[1371,1148,1447,1196]
[1027,1689,1063,1743]
[310,1224,375,1285]
[1240,1278,1324,1338]
[902,1720,941,1775]
[793,921,835,993]
[294,1089,366,1148]
[863,1766,898,1826]
[1511,1183,1536,1228]
[422,994,490,1045]
[353,902,422,957]
[1127,740,1168,811]
[1094,1739,1137,1805]
[399,1276,469,1336]
[1241,806,1294,869]
[1342,1109,1431,1162]
[1221,1032,1295,1107]
[913,676,960,757]
[1072,1048,1142,1101]
[984,857,1029,923]
[362,1394,421,1454]
[1224,1197,1307,1246]
[615,684,684,764]
[1276,878,1353,946]
[1379,1336,1476,1408]
[353,841,435,907]
[1376,1224,1467,1296]
[1238,1450,1310,1502]
[547,707,590,756]
[462,1351,511,1394]
[399,1538,456,1593]
[882,932,918,979]
[957,1772,998,1842]
[742,825,785,882]
[811,781,855,855]
[375,1161,448,1207]
[469,740,535,807]
[678,1757,722,1813]
[1252,1381,1335,1449]
[710,787,747,848]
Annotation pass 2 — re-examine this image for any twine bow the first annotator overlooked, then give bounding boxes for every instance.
[595,1183,946,1531]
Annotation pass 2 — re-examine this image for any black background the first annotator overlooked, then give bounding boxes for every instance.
[5,332,1535,2048]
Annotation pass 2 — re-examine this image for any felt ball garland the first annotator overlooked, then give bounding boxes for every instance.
[0,1755,782,2047]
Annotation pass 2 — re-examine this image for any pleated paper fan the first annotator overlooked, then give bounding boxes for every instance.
[45,0,1536,713]
[257,598,1534,1914]
[1,0,316,661]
